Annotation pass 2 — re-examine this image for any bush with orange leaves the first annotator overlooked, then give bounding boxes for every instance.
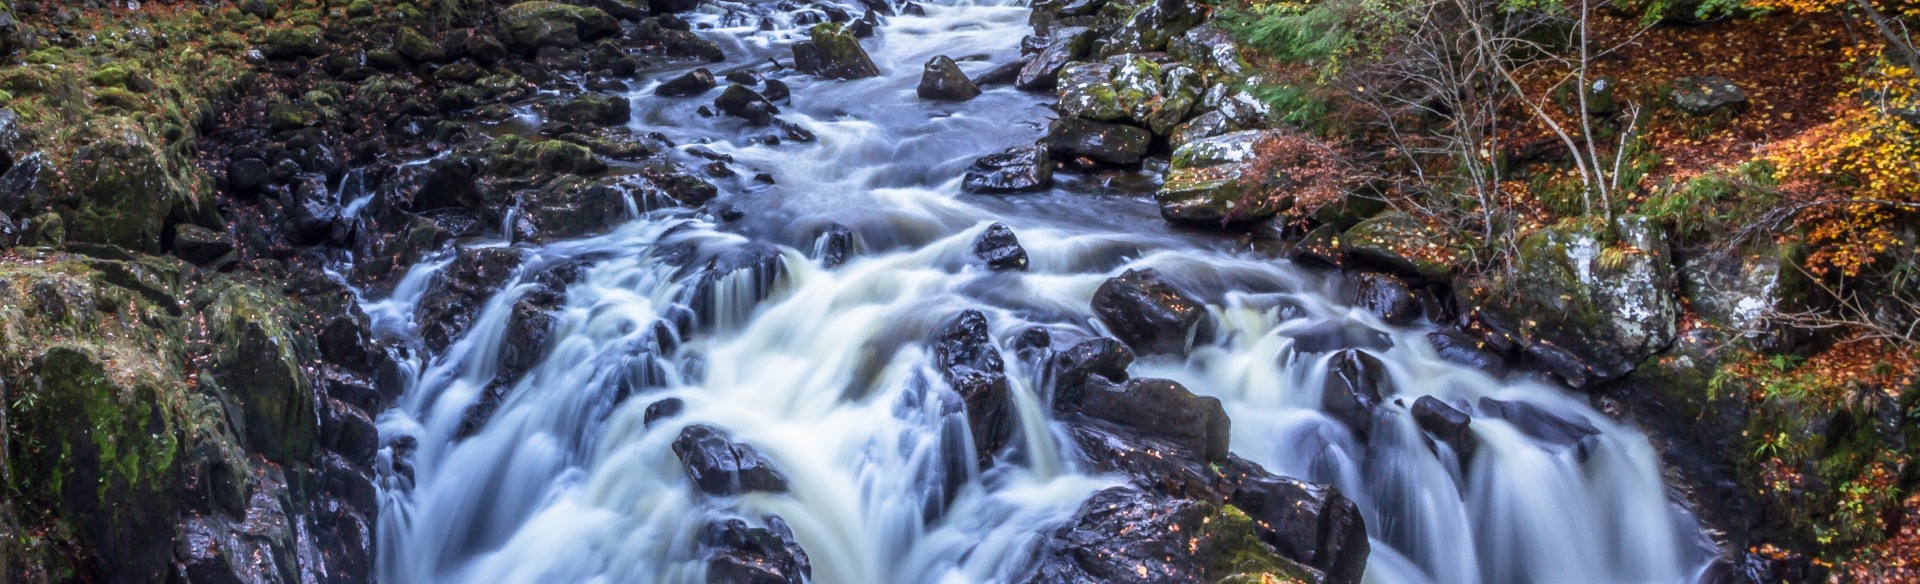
[1236,129,1351,224]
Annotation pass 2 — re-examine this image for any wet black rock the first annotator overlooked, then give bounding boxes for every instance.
[917,55,981,101]
[792,22,881,80]
[1040,117,1151,166]
[1412,396,1477,463]
[973,57,1030,86]
[417,247,526,353]
[1091,268,1209,356]
[672,424,791,495]
[816,223,855,268]
[972,223,1028,271]
[701,516,812,584]
[714,84,778,126]
[773,117,816,142]
[962,146,1052,194]
[931,310,1016,465]
[1066,377,1230,462]
[1477,397,1600,450]
[1322,349,1389,439]
[658,68,719,96]
[1284,320,1393,355]
[1047,337,1131,404]
[637,159,722,206]
[645,398,685,426]
[631,16,728,62]
[1022,486,1321,583]
[1220,456,1370,584]
[1354,272,1417,326]
[227,157,270,195]
[762,78,793,103]
[510,175,640,242]
[1426,330,1507,376]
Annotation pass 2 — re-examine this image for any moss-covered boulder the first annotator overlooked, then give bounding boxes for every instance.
[500,1,622,51]
[486,135,607,177]
[1341,211,1456,282]
[196,279,317,464]
[792,23,880,80]
[1099,0,1207,57]
[1157,129,1296,227]
[260,25,325,60]
[28,120,196,253]
[1476,215,1678,388]
[1678,240,1817,351]
[0,254,194,582]
[546,93,631,127]
[1023,486,1321,583]
[509,175,639,242]
[1040,117,1151,166]
[395,26,447,63]
[1055,55,1201,136]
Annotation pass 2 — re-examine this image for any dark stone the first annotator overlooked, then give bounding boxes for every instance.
[672,424,790,495]
[1322,350,1388,438]
[701,517,811,584]
[417,247,526,353]
[548,93,632,126]
[1021,487,1321,583]
[973,57,1030,86]
[1411,396,1477,463]
[816,223,855,268]
[657,68,719,96]
[1220,456,1369,584]
[931,310,1016,465]
[1426,330,1507,376]
[773,118,816,142]
[917,55,981,101]
[322,398,381,468]
[1353,273,1417,326]
[1047,337,1131,405]
[714,84,778,126]
[172,225,235,265]
[637,159,721,206]
[509,175,637,243]
[1671,76,1747,116]
[1066,377,1230,462]
[1091,268,1209,356]
[227,157,270,195]
[762,79,792,103]
[962,146,1052,194]
[1015,27,1091,91]
[1040,118,1151,166]
[972,223,1028,271]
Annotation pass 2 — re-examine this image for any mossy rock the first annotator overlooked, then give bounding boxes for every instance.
[196,279,317,464]
[395,26,446,63]
[47,120,194,253]
[1157,130,1294,227]
[793,22,879,79]
[1342,211,1456,282]
[259,25,324,60]
[499,1,621,50]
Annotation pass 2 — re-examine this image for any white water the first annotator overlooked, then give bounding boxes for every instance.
[368,1,1715,582]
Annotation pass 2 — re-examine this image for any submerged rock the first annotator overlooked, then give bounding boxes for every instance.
[1091,268,1210,356]
[972,222,1029,271]
[1411,395,1477,463]
[792,22,880,79]
[918,55,982,101]
[672,424,791,495]
[963,146,1053,194]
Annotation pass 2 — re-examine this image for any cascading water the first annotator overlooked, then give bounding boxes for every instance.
[366,1,1717,582]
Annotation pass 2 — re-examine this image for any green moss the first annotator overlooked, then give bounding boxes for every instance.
[1202,505,1318,582]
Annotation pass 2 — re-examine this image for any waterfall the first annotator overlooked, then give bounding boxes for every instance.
[366,0,1716,582]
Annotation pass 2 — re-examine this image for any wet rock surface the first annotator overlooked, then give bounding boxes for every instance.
[931,309,1017,465]
[1091,268,1210,356]
[963,146,1053,194]
[673,424,792,496]
[972,222,1029,271]
[918,55,982,101]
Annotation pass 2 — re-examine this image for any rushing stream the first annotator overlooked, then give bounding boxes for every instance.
[366,1,1716,582]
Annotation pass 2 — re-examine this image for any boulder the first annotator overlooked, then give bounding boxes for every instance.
[931,310,1016,464]
[1022,487,1322,583]
[1679,241,1816,351]
[1100,0,1207,56]
[500,1,622,51]
[1040,118,1151,166]
[261,25,325,60]
[395,27,447,63]
[792,23,880,80]
[1091,268,1209,356]
[918,55,982,101]
[1156,129,1294,227]
[1479,215,1678,388]
[1342,211,1455,282]
[1477,397,1599,451]
[630,16,727,62]
[714,84,778,125]
[672,424,791,495]
[510,175,641,242]
[972,223,1029,271]
[202,283,319,464]
[1670,76,1746,116]
[1411,395,1477,463]
[172,224,235,266]
[1321,349,1388,439]
[1425,330,1507,376]
[962,146,1053,194]
[416,246,526,352]
[1046,337,1132,404]
[1220,457,1370,584]
[656,68,718,96]
[1056,55,1201,135]
[1065,377,1231,462]
[1169,25,1249,76]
